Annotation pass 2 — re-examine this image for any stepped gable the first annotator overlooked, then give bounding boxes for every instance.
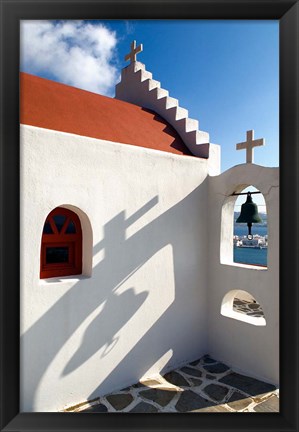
[20,72,192,157]
[115,61,213,159]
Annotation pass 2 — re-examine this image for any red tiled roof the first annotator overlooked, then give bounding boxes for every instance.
[20,73,192,156]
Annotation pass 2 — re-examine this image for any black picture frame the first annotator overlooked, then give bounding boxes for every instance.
[0,1,298,431]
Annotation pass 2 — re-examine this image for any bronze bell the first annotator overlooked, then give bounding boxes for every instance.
[236,192,262,239]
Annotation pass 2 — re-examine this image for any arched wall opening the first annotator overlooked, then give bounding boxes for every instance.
[233,186,267,267]
[220,289,266,326]
[220,184,268,268]
[40,204,93,279]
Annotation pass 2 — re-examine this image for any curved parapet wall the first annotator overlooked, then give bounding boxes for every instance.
[207,163,279,385]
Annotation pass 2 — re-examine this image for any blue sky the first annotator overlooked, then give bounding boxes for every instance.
[20,19,278,209]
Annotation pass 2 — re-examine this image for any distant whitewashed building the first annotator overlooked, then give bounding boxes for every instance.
[20,42,279,412]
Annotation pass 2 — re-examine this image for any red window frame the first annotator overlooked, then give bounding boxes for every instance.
[40,207,82,279]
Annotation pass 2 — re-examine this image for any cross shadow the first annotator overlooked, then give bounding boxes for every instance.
[62,288,149,376]
[21,183,207,411]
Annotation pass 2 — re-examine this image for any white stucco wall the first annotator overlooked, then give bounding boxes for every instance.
[207,164,279,385]
[20,124,210,412]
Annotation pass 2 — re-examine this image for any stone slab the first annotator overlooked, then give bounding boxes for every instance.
[203,384,229,402]
[129,402,158,413]
[175,390,215,412]
[81,403,108,413]
[248,304,260,309]
[219,372,276,396]
[202,355,217,364]
[190,378,203,386]
[227,391,253,410]
[163,371,189,387]
[204,363,230,374]
[253,395,279,412]
[106,393,134,410]
[199,404,230,412]
[206,374,217,380]
[180,367,202,378]
[139,389,176,407]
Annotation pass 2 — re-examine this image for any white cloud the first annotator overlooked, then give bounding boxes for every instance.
[20,20,119,95]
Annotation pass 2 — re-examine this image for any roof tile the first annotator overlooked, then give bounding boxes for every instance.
[20,73,192,156]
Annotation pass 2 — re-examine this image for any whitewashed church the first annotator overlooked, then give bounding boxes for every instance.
[20,41,279,412]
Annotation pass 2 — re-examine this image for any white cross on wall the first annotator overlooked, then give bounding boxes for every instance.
[236,130,265,164]
[125,40,143,64]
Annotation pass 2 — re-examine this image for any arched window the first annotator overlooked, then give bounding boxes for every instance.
[233,186,267,267]
[40,207,82,279]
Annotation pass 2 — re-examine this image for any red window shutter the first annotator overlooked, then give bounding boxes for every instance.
[40,207,82,279]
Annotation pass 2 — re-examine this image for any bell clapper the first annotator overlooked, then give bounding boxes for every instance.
[247,223,253,240]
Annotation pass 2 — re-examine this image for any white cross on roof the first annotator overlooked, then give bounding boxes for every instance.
[125,40,143,64]
[236,130,265,163]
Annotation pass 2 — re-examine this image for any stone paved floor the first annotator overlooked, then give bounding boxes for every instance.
[66,355,279,413]
[233,298,265,318]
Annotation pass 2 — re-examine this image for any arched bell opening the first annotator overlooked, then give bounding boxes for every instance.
[220,289,266,326]
[233,185,268,267]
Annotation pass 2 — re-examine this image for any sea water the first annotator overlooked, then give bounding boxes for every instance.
[234,224,267,266]
[234,225,268,238]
